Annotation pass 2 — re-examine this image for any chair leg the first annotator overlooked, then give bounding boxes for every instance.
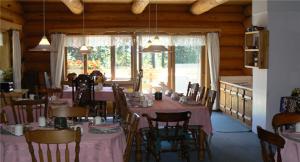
[205,137,212,160]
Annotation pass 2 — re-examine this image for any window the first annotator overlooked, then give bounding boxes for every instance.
[173,36,204,93]
[65,35,132,80]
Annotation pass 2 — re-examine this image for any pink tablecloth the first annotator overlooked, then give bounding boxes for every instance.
[281,132,300,162]
[0,123,126,162]
[129,96,212,135]
[62,87,115,102]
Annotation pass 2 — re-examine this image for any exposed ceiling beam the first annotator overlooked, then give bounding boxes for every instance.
[191,0,230,15]
[60,0,83,14]
[131,0,149,14]
[46,0,249,15]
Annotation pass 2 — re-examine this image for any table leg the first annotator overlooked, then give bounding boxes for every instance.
[135,130,142,162]
[198,128,206,160]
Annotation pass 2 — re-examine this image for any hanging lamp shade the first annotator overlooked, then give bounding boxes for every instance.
[148,35,168,52]
[79,0,90,55]
[79,44,90,55]
[30,35,51,51]
[142,3,168,53]
[30,0,52,52]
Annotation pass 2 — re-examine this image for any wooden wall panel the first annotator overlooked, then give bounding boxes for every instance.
[21,2,251,76]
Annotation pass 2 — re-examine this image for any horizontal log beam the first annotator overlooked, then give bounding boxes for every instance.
[60,0,84,14]
[0,7,24,25]
[220,36,244,46]
[24,12,245,22]
[243,16,252,28]
[191,0,229,15]
[0,0,23,14]
[244,5,252,17]
[0,19,22,31]
[131,0,149,14]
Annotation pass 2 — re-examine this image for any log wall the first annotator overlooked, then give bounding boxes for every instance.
[20,2,251,76]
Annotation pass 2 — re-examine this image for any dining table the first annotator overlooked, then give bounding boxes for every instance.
[280,131,300,162]
[62,86,115,102]
[128,94,213,162]
[0,122,126,162]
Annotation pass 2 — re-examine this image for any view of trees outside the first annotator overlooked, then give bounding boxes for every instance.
[115,44,131,80]
[66,46,112,79]
[88,46,111,78]
[175,46,202,93]
[141,52,168,93]
[66,47,84,74]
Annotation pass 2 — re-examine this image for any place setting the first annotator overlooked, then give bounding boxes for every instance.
[88,116,121,134]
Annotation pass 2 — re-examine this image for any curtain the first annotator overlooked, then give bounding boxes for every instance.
[50,34,66,88]
[64,35,133,47]
[207,33,220,110]
[12,31,22,89]
[137,35,205,47]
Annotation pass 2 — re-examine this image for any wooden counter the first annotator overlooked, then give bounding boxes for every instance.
[220,76,252,127]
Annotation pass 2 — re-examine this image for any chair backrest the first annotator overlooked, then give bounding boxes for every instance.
[186,82,199,101]
[37,88,63,99]
[0,91,7,106]
[72,74,95,107]
[112,83,121,118]
[202,87,210,105]
[196,86,206,103]
[11,98,48,124]
[206,89,217,116]
[272,112,300,134]
[25,128,81,162]
[143,111,191,140]
[257,126,285,162]
[133,69,143,92]
[44,72,52,89]
[0,109,8,124]
[123,113,140,162]
[49,106,89,120]
[117,87,129,121]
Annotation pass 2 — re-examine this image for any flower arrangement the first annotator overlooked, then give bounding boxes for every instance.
[95,73,106,84]
[291,88,300,97]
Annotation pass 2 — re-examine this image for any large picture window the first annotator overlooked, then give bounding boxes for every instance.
[65,35,132,80]
[65,34,205,88]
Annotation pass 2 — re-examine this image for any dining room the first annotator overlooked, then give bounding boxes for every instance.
[1,0,300,162]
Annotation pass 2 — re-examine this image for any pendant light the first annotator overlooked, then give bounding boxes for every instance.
[30,0,51,51]
[79,0,90,55]
[143,3,168,53]
[142,3,152,52]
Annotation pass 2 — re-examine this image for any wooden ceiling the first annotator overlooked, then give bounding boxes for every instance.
[17,0,251,15]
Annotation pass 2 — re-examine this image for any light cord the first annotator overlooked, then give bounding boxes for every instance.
[43,0,45,36]
[155,3,157,35]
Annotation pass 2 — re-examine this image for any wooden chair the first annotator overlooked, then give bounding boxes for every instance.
[25,128,81,162]
[112,83,121,120]
[0,109,8,124]
[123,113,140,162]
[72,74,97,115]
[257,126,285,162]
[196,86,206,104]
[117,87,129,122]
[205,89,217,116]
[11,98,48,124]
[272,112,300,134]
[202,87,210,105]
[133,69,143,92]
[142,111,192,162]
[36,88,63,99]
[49,106,89,120]
[186,82,199,101]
